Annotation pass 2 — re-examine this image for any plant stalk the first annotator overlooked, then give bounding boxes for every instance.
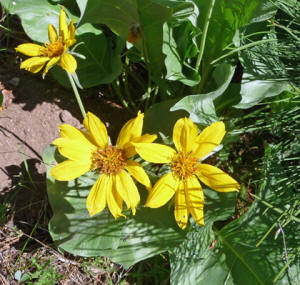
[67,72,86,118]
[195,0,215,71]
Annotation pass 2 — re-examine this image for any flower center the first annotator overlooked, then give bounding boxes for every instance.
[92,145,127,175]
[45,41,64,58]
[171,151,198,179]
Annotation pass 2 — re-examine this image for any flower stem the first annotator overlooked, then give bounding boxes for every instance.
[67,72,86,118]
[195,0,215,71]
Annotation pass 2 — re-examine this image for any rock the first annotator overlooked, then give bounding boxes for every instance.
[59,110,73,123]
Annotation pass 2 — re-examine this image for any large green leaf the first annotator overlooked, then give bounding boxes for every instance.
[170,144,300,284]
[144,99,188,137]
[43,144,184,268]
[43,143,237,268]
[79,0,139,40]
[1,0,61,43]
[80,0,172,74]
[170,63,235,125]
[234,77,289,109]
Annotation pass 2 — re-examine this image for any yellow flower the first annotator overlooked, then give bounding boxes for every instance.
[15,8,77,76]
[133,118,240,229]
[50,111,157,218]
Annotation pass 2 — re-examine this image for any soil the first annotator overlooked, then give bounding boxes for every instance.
[0,67,130,191]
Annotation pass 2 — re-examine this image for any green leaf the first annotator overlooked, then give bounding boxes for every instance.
[170,63,235,125]
[75,0,88,19]
[136,0,172,74]
[80,0,172,75]
[169,189,237,285]
[171,95,218,125]
[163,23,200,86]
[51,24,124,88]
[79,0,139,40]
[170,222,224,285]
[234,77,289,109]
[144,99,188,137]
[2,0,61,43]
[170,144,300,284]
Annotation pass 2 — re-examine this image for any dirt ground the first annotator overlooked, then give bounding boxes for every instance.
[0,68,130,191]
[0,56,131,283]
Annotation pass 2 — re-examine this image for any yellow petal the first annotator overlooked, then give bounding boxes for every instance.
[59,8,68,42]
[60,52,77,73]
[174,180,189,229]
[107,177,125,218]
[48,24,58,43]
[185,176,204,226]
[52,138,96,161]
[50,159,91,181]
[124,134,157,158]
[83,112,108,149]
[15,43,45,57]
[20,57,49,73]
[116,111,144,148]
[115,170,140,215]
[193,121,225,160]
[133,143,176,163]
[86,174,111,216]
[58,124,93,143]
[145,172,178,208]
[67,19,76,47]
[125,160,151,189]
[43,56,59,76]
[173,117,199,153]
[196,164,240,192]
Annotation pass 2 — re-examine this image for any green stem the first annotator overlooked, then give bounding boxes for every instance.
[151,86,159,105]
[123,57,137,111]
[250,193,300,223]
[256,212,285,247]
[67,72,86,118]
[142,38,152,111]
[195,0,215,71]
[210,39,277,65]
[111,80,134,114]
[144,71,152,111]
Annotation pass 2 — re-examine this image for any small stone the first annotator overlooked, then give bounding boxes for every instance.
[59,110,72,123]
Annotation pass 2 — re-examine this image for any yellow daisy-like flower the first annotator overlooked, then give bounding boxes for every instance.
[50,111,157,218]
[15,8,77,76]
[133,118,240,229]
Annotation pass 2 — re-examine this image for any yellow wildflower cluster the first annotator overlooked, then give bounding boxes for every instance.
[51,112,239,229]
